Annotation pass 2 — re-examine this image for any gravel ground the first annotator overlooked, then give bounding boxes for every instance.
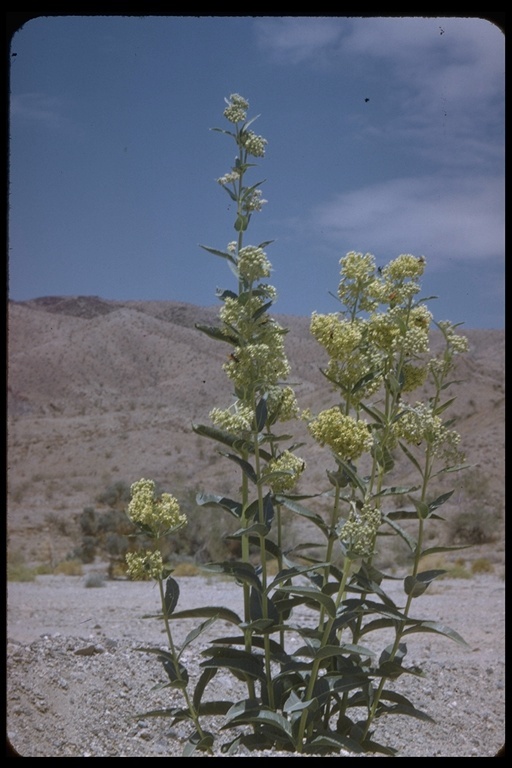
[7,572,505,757]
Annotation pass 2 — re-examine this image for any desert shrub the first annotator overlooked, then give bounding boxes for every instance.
[96,480,131,510]
[84,572,106,588]
[54,559,83,576]
[7,551,35,582]
[471,557,494,574]
[448,507,498,545]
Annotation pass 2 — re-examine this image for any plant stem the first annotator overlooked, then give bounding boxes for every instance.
[157,578,212,754]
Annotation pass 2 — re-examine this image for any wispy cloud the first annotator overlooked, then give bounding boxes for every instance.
[254,17,343,64]
[11,92,64,126]
[255,17,504,157]
[313,173,504,267]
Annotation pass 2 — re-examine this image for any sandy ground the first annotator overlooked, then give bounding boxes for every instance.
[6,571,505,757]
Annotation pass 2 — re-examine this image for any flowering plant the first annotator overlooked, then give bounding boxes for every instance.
[127,95,470,756]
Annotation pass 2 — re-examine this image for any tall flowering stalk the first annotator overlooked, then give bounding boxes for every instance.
[191,93,308,728]
[125,480,215,755]
[289,251,470,749]
[126,96,471,757]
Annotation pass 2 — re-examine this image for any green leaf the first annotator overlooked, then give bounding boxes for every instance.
[252,300,273,322]
[183,730,215,756]
[199,243,237,264]
[408,496,430,520]
[169,606,241,626]
[420,543,473,557]
[160,656,189,688]
[277,586,337,617]
[385,509,444,522]
[219,452,257,483]
[333,459,367,495]
[193,667,217,710]
[382,514,417,552]
[164,576,179,616]
[275,496,329,535]
[404,570,446,597]
[402,620,469,646]
[200,648,265,681]
[194,323,238,345]
[181,616,218,655]
[305,733,365,755]
[215,287,238,301]
[202,560,262,590]
[434,396,457,415]
[228,522,270,539]
[315,643,375,661]
[255,396,268,431]
[267,562,330,593]
[359,400,387,424]
[428,489,454,513]
[249,587,280,623]
[196,493,242,519]
[234,213,249,232]
[192,423,252,454]
[378,690,435,722]
[399,440,424,475]
[223,702,293,742]
[210,126,236,137]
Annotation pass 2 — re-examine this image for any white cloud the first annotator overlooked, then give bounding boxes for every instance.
[10,92,63,126]
[313,174,504,267]
[254,17,343,64]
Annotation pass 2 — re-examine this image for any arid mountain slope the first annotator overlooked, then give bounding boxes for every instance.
[7,297,505,566]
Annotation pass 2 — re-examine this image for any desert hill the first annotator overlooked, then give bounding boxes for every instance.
[7,296,505,568]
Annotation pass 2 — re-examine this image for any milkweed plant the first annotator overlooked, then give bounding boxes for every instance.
[125,94,471,756]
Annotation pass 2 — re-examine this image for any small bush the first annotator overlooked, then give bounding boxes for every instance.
[471,557,494,574]
[84,572,106,588]
[7,563,35,582]
[7,550,35,581]
[448,507,498,545]
[172,562,200,577]
[54,559,83,576]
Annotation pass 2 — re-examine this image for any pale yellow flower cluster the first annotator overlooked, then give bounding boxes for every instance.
[263,450,305,493]
[401,362,428,393]
[339,502,381,557]
[337,252,380,313]
[308,408,373,460]
[219,293,275,337]
[224,338,291,393]
[237,245,272,284]
[126,550,164,581]
[217,170,241,186]
[223,93,249,124]
[382,254,426,280]
[310,312,363,359]
[393,402,463,460]
[340,251,376,281]
[266,385,300,423]
[209,403,254,433]
[243,189,267,212]
[240,131,267,158]
[437,321,469,355]
[128,479,187,537]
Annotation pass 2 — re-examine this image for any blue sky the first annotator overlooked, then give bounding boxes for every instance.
[8,16,505,328]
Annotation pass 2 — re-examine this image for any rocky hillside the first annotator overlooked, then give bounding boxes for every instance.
[7,296,505,567]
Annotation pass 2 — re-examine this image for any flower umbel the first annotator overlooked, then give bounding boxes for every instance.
[128,479,187,537]
[308,408,373,461]
[125,550,164,581]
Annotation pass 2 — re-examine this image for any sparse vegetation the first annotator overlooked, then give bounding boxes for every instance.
[54,559,83,576]
[471,557,494,574]
[84,571,106,588]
